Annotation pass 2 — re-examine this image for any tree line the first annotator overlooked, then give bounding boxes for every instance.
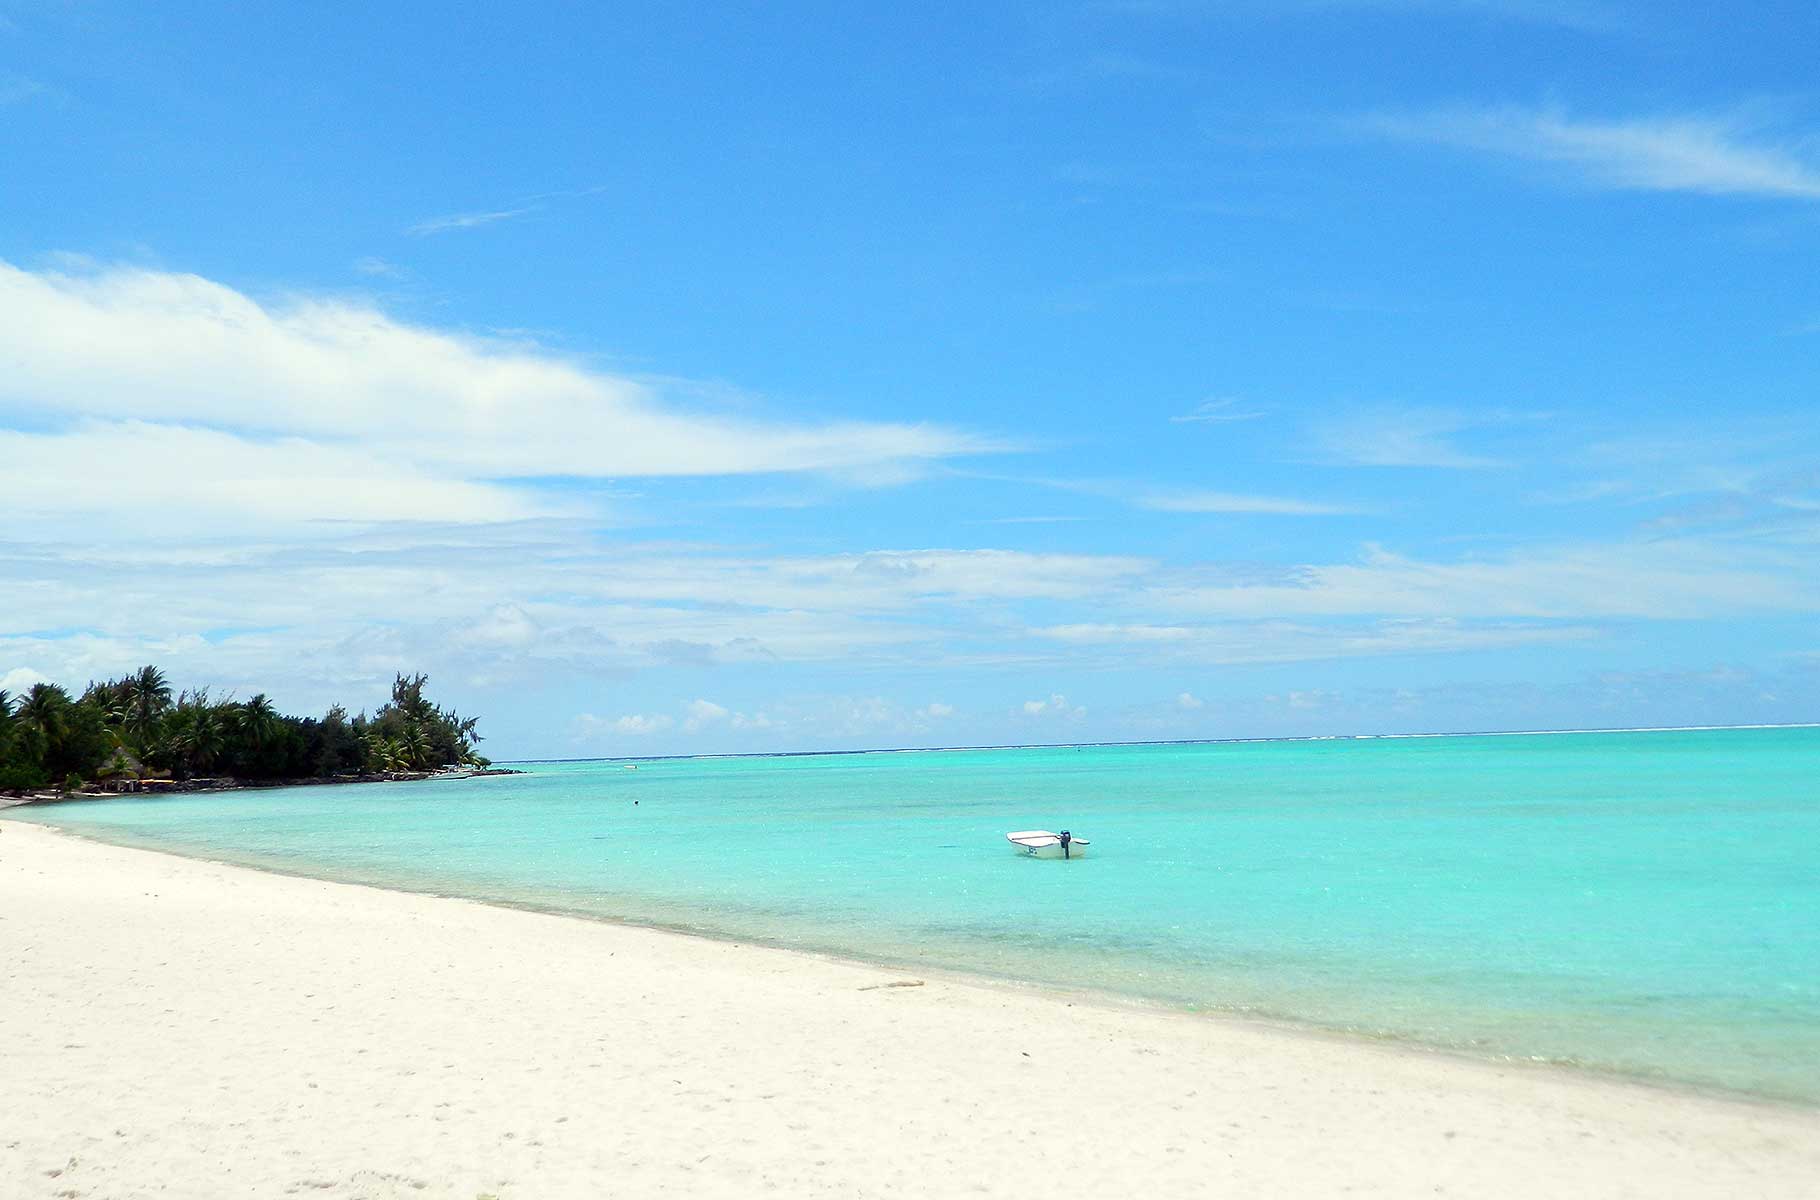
[0,667,490,792]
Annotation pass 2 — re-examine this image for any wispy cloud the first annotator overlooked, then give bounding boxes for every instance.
[1030,617,1601,663]
[1010,51,1192,96]
[1170,397,1267,424]
[972,469,1356,516]
[1369,106,1820,200]
[0,74,50,105]
[1543,422,1820,533]
[352,256,409,279]
[407,206,535,236]
[1147,538,1818,621]
[406,185,609,237]
[1309,407,1506,469]
[966,515,1092,525]
[1137,489,1359,515]
[6,520,1817,736]
[1090,0,1622,33]
[1353,0,1620,31]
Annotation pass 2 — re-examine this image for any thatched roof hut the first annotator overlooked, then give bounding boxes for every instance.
[96,747,145,781]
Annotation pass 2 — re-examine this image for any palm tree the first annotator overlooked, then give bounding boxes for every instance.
[16,683,70,746]
[237,694,279,753]
[175,707,226,774]
[363,732,406,772]
[399,723,434,769]
[97,691,131,732]
[125,665,172,743]
[12,683,72,774]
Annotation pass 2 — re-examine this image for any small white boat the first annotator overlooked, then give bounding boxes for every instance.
[1007,829,1089,859]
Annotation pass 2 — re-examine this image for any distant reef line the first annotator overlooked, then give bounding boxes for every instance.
[517,720,1820,767]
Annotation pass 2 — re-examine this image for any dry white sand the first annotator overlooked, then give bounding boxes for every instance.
[3,820,1816,1199]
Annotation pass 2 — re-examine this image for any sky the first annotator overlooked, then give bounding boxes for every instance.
[3,1,1818,757]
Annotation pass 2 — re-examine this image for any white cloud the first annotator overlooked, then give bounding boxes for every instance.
[923,702,954,718]
[352,257,408,279]
[1021,693,1085,718]
[1325,0,1618,29]
[1176,691,1204,709]
[7,523,1815,718]
[0,260,993,535]
[1309,407,1503,469]
[462,605,541,649]
[1137,489,1358,515]
[1147,540,1816,621]
[1113,0,1620,33]
[967,515,1089,525]
[682,698,730,731]
[1,666,52,696]
[1038,623,1195,643]
[407,207,534,235]
[0,421,562,534]
[1001,470,1351,518]
[1170,398,1266,424]
[1371,106,1820,200]
[1031,617,1599,663]
[573,712,674,738]
[0,74,50,105]
[1,540,1156,638]
[554,702,775,744]
[840,696,898,730]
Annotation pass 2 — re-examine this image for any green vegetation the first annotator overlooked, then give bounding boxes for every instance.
[0,668,489,793]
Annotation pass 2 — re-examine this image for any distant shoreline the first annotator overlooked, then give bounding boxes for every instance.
[512,720,1820,767]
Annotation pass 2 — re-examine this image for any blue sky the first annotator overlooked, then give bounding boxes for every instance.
[3,1,1818,756]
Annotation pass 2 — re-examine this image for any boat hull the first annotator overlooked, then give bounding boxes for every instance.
[1014,841,1088,859]
[1006,830,1090,859]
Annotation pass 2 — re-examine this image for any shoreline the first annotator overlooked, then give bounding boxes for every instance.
[0,766,523,810]
[3,821,1816,1197]
[9,815,1815,1113]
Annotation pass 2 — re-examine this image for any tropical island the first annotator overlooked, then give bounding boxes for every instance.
[0,667,510,799]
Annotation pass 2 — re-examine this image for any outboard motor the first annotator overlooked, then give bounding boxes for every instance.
[1059,830,1073,859]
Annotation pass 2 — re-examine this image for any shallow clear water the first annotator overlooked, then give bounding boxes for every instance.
[11,728,1819,1102]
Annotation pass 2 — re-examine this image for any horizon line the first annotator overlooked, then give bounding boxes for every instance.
[503,720,1820,766]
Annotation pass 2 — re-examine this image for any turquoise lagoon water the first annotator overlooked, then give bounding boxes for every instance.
[9,727,1819,1103]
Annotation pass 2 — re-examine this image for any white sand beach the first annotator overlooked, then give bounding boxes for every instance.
[3,820,1816,1199]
